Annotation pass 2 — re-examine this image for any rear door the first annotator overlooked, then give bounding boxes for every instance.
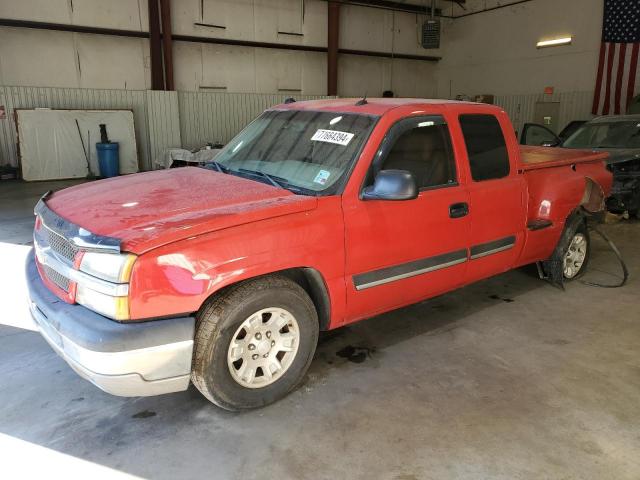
[457,112,527,283]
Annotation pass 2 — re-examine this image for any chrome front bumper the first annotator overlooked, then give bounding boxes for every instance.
[26,251,195,397]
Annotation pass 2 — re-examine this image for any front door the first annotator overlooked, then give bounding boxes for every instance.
[343,115,471,322]
[520,123,561,146]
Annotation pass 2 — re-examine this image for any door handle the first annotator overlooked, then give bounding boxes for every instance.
[449,202,469,218]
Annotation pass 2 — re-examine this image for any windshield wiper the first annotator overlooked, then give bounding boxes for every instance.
[236,168,304,193]
[207,160,229,173]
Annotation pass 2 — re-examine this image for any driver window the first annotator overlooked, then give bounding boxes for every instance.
[376,120,457,189]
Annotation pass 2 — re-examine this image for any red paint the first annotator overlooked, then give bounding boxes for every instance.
[46,168,317,254]
[41,99,612,327]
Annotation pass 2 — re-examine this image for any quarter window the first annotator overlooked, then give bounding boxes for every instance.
[459,114,510,181]
[373,117,457,189]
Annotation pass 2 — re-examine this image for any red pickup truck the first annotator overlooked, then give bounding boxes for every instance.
[27,99,611,410]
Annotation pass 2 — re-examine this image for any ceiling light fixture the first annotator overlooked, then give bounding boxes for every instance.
[537,37,573,48]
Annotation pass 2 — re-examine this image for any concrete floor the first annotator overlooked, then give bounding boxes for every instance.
[1,179,639,480]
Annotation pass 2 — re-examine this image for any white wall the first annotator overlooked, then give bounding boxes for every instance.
[338,4,440,98]
[0,0,151,90]
[436,0,606,98]
[0,0,439,96]
[0,0,613,100]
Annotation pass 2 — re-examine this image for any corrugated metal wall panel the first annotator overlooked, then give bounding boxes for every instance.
[146,90,181,169]
[177,92,334,149]
[1,87,332,174]
[557,91,595,128]
[495,91,596,139]
[0,86,154,171]
[2,87,597,174]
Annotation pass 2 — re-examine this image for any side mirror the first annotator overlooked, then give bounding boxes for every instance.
[362,170,418,201]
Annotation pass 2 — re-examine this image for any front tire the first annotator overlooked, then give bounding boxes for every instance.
[191,275,319,410]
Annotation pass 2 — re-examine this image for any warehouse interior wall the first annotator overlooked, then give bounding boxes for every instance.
[0,0,627,171]
[0,0,616,99]
[0,0,622,99]
[436,0,607,98]
[0,0,440,98]
[0,86,330,170]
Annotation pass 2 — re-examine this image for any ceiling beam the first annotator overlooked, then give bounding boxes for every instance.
[322,0,444,16]
[0,19,441,62]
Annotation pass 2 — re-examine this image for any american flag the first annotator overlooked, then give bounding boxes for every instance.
[592,0,640,115]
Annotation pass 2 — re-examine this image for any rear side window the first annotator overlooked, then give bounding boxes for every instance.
[459,114,510,181]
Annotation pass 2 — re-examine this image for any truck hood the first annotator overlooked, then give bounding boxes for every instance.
[46,167,318,254]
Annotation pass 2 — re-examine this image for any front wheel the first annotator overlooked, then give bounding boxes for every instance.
[191,275,319,410]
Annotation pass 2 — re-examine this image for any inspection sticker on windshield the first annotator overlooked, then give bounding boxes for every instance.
[311,129,354,146]
[313,169,331,185]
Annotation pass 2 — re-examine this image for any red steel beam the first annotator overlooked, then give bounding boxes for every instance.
[148,0,164,90]
[327,1,340,96]
[159,0,174,90]
[0,19,441,63]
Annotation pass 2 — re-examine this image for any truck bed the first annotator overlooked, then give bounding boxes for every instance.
[519,146,609,171]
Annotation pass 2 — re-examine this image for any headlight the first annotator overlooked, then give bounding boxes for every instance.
[77,252,136,320]
[80,252,136,283]
[76,285,129,321]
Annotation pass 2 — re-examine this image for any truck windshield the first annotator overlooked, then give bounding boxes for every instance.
[214,110,378,194]
[562,120,640,149]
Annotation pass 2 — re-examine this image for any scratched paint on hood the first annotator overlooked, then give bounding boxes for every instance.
[45,167,317,254]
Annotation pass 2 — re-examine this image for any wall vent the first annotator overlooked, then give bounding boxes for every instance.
[422,19,441,49]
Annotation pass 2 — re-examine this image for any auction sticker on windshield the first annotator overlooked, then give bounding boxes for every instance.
[311,129,354,146]
[313,169,331,185]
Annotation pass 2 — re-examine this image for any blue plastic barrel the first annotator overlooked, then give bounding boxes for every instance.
[96,142,120,178]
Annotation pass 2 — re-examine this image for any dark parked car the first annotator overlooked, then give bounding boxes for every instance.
[521,116,640,216]
[521,120,587,147]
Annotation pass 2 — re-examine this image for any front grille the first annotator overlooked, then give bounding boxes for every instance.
[42,264,71,292]
[41,223,79,262]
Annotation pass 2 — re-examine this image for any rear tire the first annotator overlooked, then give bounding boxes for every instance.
[541,213,590,285]
[561,224,590,281]
[191,275,319,410]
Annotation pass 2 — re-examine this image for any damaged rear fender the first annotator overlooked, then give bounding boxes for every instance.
[580,177,607,213]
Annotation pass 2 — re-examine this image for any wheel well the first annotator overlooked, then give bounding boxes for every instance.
[540,208,587,288]
[278,268,331,331]
[198,268,332,331]
[580,177,606,213]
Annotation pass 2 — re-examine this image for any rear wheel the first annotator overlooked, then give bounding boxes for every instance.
[191,275,319,410]
[540,213,590,285]
[562,228,590,280]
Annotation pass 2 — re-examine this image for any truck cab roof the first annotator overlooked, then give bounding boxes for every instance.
[273,98,503,116]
